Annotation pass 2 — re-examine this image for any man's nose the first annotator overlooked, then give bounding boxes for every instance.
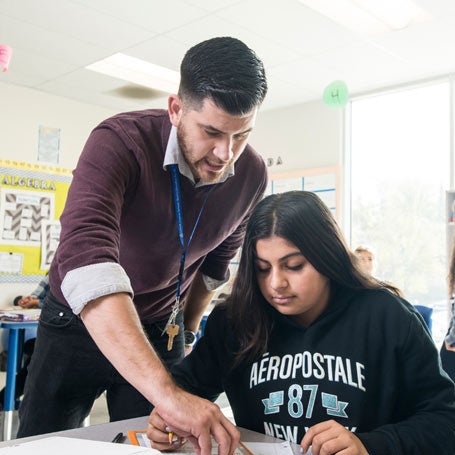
[213,137,234,162]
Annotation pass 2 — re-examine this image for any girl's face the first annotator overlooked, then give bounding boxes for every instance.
[254,235,331,327]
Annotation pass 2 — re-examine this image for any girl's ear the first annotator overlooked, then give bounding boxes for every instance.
[168,94,183,127]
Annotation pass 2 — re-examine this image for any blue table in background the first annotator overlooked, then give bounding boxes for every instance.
[0,320,38,441]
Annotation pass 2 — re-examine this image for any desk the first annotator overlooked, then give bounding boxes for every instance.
[0,415,300,453]
[0,320,39,442]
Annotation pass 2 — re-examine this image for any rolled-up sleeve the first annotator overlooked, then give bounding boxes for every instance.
[61,262,133,314]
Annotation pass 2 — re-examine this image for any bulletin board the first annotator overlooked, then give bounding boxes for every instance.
[0,159,72,283]
[267,166,341,221]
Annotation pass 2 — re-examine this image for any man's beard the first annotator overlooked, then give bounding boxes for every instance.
[177,125,226,184]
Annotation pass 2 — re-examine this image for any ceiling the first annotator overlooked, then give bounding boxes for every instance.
[1,0,455,113]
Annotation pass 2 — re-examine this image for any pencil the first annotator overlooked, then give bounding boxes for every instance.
[239,440,254,455]
[168,431,174,445]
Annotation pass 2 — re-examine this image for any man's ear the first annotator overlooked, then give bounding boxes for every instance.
[168,94,183,127]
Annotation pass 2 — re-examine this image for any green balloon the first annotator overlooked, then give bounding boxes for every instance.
[323,80,349,108]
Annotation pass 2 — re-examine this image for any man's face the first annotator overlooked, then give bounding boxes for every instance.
[169,96,258,184]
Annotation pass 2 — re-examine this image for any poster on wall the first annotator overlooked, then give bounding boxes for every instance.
[302,173,337,217]
[38,125,61,164]
[40,220,61,269]
[0,159,72,282]
[269,166,339,221]
[272,177,303,194]
[0,189,55,246]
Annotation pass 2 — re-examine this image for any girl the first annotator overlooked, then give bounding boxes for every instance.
[148,191,455,455]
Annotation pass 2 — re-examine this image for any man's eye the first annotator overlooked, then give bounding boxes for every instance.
[206,130,220,137]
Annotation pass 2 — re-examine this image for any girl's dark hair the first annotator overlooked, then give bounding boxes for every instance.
[178,37,267,115]
[226,191,400,366]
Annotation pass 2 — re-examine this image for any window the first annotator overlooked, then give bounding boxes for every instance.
[349,81,450,345]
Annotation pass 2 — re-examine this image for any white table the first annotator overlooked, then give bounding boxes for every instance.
[0,415,300,454]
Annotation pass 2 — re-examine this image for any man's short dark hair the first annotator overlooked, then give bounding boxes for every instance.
[178,36,268,115]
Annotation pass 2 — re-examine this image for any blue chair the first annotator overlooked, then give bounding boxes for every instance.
[197,315,208,340]
[413,305,433,334]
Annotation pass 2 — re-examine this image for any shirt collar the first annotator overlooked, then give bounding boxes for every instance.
[163,126,234,188]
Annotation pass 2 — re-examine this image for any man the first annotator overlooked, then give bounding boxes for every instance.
[17,36,268,455]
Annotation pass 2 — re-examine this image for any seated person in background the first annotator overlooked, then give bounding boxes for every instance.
[14,273,49,309]
[354,244,376,276]
[441,240,455,382]
[148,191,455,455]
[0,274,48,409]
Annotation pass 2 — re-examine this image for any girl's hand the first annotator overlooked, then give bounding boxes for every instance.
[300,420,368,455]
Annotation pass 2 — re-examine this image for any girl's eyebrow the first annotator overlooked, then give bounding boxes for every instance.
[254,252,303,263]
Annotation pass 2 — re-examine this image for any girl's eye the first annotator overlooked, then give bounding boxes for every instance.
[287,264,303,271]
[255,265,270,274]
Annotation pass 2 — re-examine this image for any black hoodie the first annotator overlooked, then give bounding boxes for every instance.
[172,287,455,455]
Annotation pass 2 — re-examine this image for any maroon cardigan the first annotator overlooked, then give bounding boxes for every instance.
[49,109,267,323]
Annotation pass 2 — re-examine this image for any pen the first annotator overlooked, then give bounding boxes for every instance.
[239,440,254,455]
[111,432,124,444]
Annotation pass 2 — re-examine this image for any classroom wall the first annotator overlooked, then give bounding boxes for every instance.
[0,82,343,306]
[250,100,344,173]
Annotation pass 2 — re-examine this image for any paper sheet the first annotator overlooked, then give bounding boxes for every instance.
[240,441,295,455]
[171,440,294,455]
[0,436,158,454]
[129,431,296,455]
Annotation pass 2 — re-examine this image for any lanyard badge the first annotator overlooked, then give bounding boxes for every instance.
[164,164,213,350]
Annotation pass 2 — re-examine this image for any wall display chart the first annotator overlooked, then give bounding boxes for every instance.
[0,159,72,283]
[267,166,340,221]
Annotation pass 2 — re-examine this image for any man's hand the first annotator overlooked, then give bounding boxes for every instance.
[151,387,239,455]
[301,420,368,455]
[80,294,238,455]
[445,341,455,352]
[147,408,187,451]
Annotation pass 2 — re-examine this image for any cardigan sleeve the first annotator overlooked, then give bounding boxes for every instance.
[53,127,137,310]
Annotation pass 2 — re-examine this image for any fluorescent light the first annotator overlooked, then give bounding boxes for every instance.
[298,0,428,34]
[86,53,180,93]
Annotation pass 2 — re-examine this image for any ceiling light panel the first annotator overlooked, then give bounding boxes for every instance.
[86,53,180,93]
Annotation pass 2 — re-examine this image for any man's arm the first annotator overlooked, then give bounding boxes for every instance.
[80,292,239,455]
[80,293,173,402]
